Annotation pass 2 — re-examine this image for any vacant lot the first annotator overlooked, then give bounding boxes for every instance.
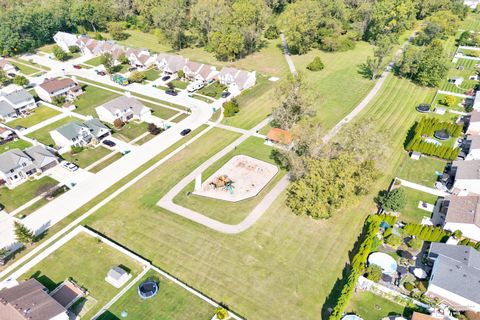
[0,176,57,212]
[97,269,215,320]
[26,116,78,146]
[62,146,112,168]
[74,85,120,116]
[8,106,60,129]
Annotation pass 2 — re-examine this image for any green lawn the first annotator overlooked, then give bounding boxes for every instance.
[26,116,79,147]
[62,146,112,168]
[290,41,376,130]
[0,176,57,212]
[222,75,277,129]
[143,102,181,120]
[113,121,148,142]
[396,154,447,187]
[10,58,49,72]
[197,81,226,99]
[192,94,214,103]
[97,269,215,320]
[74,85,120,116]
[90,153,124,173]
[170,79,188,89]
[400,187,439,224]
[170,113,189,123]
[7,106,60,129]
[432,93,466,112]
[346,291,417,320]
[37,43,55,54]
[461,11,480,32]
[11,62,41,75]
[84,56,105,67]
[115,29,172,53]
[22,233,144,319]
[143,68,161,81]
[0,139,32,154]
[174,137,285,224]
[439,58,480,94]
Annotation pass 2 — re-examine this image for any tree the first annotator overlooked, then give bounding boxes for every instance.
[407,237,423,250]
[177,70,185,79]
[210,30,245,61]
[100,53,114,73]
[190,0,228,46]
[0,247,9,259]
[215,308,229,320]
[365,0,416,41]
[453,229,463,239]
[364,265,382,282]
[0,70,8,86]
[148,123,162,135]
[365,35,393,79]
[376,188,406,212]
[14,221,35,245]
[264,25,279,39]
[440,95,456,107]
[151,0,188,50]
[223,99,239,117]
[128,71,145,83]
[118,53,129,65]
[113,118,124,128]
[108,21,128,40]
[68,45,80,53]
[52,45,69,61]
[385,234,402,247]
[306,56,324,71]
[12,75,28,86]
[52,95,66,106]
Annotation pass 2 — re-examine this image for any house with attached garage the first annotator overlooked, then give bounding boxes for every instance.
[49,119,110,148]
[468,111,480,135]
[156,53,187,75]
[35,78,83,103]
[464,135,480,160]
[427,243,480,312]
[218,67,256,91]
[53,31,79,52]
[0,59,16,74]
[77,37,99,56]
[96,95,151,125]
[0,88,36,121]
[450,160,480,195]
[183,61,217,83]
[126,48,155,70]
[0,145,58,188]
[439,195,480,241]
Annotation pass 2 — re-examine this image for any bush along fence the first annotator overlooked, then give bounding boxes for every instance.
[328,215,382,320]
[405,117,462,161]
[404,223,450,242]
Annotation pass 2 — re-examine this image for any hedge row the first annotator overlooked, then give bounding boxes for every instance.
[328,215,381,320]
[404,223,450,242]
[406,137,460,160]
[414,117,463,138]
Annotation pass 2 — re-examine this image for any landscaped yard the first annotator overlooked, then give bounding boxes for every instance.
[143,68,161,81]
[62,146,112,168]
[396,154,447,187]
[10,61,41,75]
[10,58,50,72]
[0,139,32,154]
[97,269,215,320]
[0,176,57,212]
[346,291,417,320]
[439,58,480,94]
[170,79,188,90]
[400,187,439,224]
[113,121,149,142]
[73,84,120,116]
[174,136,285,224]
[21,232,144,319]
[26,116,79,147]
[197,81,226,99]
[7,105,60,129]
[83,56,105,67]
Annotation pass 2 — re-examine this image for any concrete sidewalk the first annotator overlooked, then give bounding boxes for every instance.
[397,178,448,197]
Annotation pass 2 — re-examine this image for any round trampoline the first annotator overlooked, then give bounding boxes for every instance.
[137,280,159,299]
[416,104,430,113]
[368,252,398,275]
[434,129,450,140]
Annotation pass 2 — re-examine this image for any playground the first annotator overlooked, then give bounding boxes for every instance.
[193,154,278,202]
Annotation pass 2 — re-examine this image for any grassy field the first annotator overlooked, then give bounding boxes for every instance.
[74,85,120,116]
[113,122,148,142]
[174,137,285,224]
[26,116,79,146]
[222,75,277,129]
[346,291,416,320]
[90,153,123,173]
[62,146,112,168]
[396,154,447,187]
[290,41,376,130]
[37,43,55,54]
[462,11,480,32]
[21,233,144,319]
[115,29,172,52]
[400,187,439,224]
[192,94,214,103]
[0,176,57,212]
[10,57,49,71]
[7,106,60,129]
[11,62,41,75]
[97,269,215,320]
[197,81,226,99]
[0,139,32,154]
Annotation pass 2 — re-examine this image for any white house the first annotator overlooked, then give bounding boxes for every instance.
[49,119,110,148]
[96,95,151,125]
[126,49,155,70]
[464,0,479,9]
[183,61,205,81]
[183,62,217,82]
[77,37,99,56]
[0,59,16,74]
[465,135,480,160]
[0,127,14,140]
[53,31,79,52]
[0,146,58,188]
[427,243,480,312]
[474,91,480,111]
[468,111,480,135]
[451,160,480,195]
[35,78,83,103]
[156,53,187,74]
[105,266,131,288]
[440,195,480,241]
[218,67,256,91]
[0,88,36,121]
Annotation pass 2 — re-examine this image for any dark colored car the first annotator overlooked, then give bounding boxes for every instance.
[161,75,171,81]
[221,91,231,98]
[73,65,82,69]
[180,128,191,136]
[15,126,26,131]
[128,67,137,72]
[166,89,178,96]
[7,73,16,78]
[102,139,116,147]
[97,71,107,76]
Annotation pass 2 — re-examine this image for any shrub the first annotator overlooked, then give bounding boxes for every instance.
[68,45,80,53]
[440,95,456,107]
[52,45,69,61]
[177,70,185,79]
[12,75,29,86]
[453,229,463,239]
[364,265,382,282]
[52,95,66,106]
[383,227,392,238]
[385,234,402,247]
[404,282,415,291]
[264,25,279,39]
[223,99,239,117]
[306,56,325,71]
[148,123,163,135]
[215,308,229,320]
[416,280,427,293]
[113,118,125,129]
[376,188,406,212]
[71,146,84,154]
[128,71,145,83]
[407,237,423,250]
[404,223,450,242]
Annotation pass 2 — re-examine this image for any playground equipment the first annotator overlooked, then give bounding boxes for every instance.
[209,175,235,194]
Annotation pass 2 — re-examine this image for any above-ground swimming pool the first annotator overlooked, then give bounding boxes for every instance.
[368,252,398,275]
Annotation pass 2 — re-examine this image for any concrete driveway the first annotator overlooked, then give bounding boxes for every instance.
[102,136,137,153]
[45,166,94,188]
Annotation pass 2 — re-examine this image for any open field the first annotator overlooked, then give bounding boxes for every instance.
[113,121,148,142]
[21,233,144,319]
[462,11,480,32]
[400,187,439,224]
[0,176,57,212]
[222,75,276,129]
[26,116,78,146]
[346,291,417,320]
[62,146,112,168]
[74,85,120,116]
[7,106,60,129]
[97,269,215,320]
[90,153,123,173]
[396,154,446,187]
[174,137,285,224]
[115,29,172,53]
[290,41,376,130]
[0,139,32,154]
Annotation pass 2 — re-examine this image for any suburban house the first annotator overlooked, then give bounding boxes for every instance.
[474,91,480,111]
[439,195,480,241]
[464,0,479,9]
[0,59,16,74]
[464,135,480,160]
[126,49,155,70]
[0,278,85,320]
[96,95,151,125]
[35,78,83,103]
[450,160,480,195]
[0,145,58,188]
[77,37,99,56]
[49,119,110,148]
[183,61,217,82]
[427,243,480,312]
[156,53,187,74]
[218,67,256,91]
[0,88,37,121]
[468,111,480,135]
[0,127,14,140]
[265,128,293,149]
[53,31,79,52]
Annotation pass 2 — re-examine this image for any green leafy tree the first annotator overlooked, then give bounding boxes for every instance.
[68,45,80,53]
[364,265,383,282]
[151,0,188,50]
[365,0,416,41]
[407,237,423,250]
[0,70,9,86]
[12,75,29,86]
[440,95,456,107]
[108,21,128,40]
[365,35,393,79]
[376,188,406,212]
[177,70,185,79]
[223,99,239,117]
[128,71,145,83]
[52,95,66,106]
[385,234,402,247]
[306,56,324,71]
[264,25,279,39]
[14,221,35,245]
[52,45,69,61]
[210,30,245,61]
[100,53,114,73]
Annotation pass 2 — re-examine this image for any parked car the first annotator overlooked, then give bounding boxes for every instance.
[102,139,116,147]
[15,126,26,132]
[161,75,171,81]
[187,80,205,93]
[73,65,82,69]
[7,73,16,78]
[128,67,137,72]
[96,70,107,76]
[166,89,178,96]
[221,91,231,98]
[180,128,191,136]
[61,161,79,172]
[25,83,35,89]
[0,203,4,212]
